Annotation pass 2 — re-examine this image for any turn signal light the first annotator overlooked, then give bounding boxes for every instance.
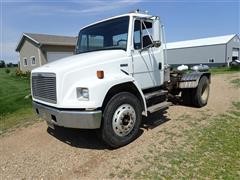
[97,70,104,79]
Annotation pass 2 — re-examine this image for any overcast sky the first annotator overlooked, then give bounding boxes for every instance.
[1,0,239,63]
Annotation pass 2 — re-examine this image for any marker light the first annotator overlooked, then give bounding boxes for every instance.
[97,70,104,79]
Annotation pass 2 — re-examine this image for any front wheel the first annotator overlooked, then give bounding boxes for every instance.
[101,92,142,148]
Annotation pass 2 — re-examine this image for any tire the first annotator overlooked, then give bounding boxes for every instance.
[101,92,142,148]
[192,76,210,107]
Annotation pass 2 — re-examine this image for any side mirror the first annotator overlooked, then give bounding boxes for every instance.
[152,18,161,44]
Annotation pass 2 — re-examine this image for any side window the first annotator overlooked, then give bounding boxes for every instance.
[23,58,27,66]
[142,21,153,48]
[31,56,36,65]
[134,20,141,49]
[208,58,214,63]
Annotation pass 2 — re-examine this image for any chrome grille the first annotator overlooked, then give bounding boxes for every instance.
[32,73,57,103]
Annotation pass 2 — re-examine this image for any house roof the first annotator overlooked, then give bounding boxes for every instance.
[166,34,238,50]
[16,33,77,51]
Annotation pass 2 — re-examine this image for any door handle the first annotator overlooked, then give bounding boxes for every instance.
[158,62,162,70]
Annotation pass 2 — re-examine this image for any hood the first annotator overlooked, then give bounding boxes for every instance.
[32,50,127,73]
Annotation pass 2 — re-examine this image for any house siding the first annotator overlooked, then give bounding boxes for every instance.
[33,45,74,66]
[19,39,41,72]
[19,43,75,71]
[41,45,75,62]
[41,45,75,52]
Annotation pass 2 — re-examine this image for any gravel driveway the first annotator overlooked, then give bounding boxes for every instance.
[0,73,239,179]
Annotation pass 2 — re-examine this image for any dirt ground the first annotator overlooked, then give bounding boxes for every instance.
[0,73,239,179]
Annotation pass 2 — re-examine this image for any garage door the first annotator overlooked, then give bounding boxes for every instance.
[232,48,239,57]
[47,52,73,62]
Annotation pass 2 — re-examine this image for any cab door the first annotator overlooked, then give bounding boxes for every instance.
[131,19,162,89]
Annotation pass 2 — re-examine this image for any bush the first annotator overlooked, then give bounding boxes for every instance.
[5,68,10,74]
[25,71,31,78]
[15,68,30,78]
[15,68,23,76]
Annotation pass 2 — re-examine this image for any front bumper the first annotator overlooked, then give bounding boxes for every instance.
[33,101,102,129]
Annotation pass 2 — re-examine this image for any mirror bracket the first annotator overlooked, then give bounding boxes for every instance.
[153,40,161,47]
[139,40,161,53]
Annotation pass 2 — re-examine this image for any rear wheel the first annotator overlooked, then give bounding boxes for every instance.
[181,76,210,107]
[101,92,142,148]
[192,76,210,107]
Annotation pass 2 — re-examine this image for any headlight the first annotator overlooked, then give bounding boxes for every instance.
[76,87,89,100]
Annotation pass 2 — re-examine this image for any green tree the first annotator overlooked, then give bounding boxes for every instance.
[0,60,6,68]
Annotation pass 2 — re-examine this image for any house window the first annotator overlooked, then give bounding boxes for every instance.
[31,56,36,65]
[209,58,214,63]
[23,58,27,66]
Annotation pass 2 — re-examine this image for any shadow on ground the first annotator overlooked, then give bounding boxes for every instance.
[142,109,170,130]
[47,109,171,150]
[47,127,106,150]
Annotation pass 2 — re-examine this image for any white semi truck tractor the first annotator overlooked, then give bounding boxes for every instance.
[31,11,210,148]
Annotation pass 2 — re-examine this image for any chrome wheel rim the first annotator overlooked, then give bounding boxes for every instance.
[112,104,136,137]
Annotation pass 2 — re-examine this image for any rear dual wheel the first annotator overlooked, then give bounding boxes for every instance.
[182,76,210,107]
[101,92,142,148]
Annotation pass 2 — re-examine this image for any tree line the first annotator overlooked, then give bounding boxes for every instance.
[0,60,18,68]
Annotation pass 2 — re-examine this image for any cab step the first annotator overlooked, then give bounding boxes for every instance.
[147,101,172,114]
[144,90,168,101]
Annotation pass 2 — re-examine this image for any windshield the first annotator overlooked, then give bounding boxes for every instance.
[76,16,129,54]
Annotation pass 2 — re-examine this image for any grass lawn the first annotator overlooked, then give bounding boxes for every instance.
[210,66,240,74]
[0,68,37,134]
[134,102,240,179]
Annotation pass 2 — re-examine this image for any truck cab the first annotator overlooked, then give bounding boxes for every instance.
[75,13,165,89]
[32,11,210,148]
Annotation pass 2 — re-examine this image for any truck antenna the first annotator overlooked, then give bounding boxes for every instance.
[130,9,148,14]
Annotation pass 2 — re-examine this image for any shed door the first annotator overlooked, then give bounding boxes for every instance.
[232,48,239,57]
[232,48,239,61]
[47,52,73,62]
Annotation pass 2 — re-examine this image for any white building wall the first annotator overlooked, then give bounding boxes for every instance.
[167,44,226,66]
[226,35,240,63]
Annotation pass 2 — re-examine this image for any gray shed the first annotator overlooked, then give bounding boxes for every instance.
[16,33,77,72]
[166,34,240,67]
